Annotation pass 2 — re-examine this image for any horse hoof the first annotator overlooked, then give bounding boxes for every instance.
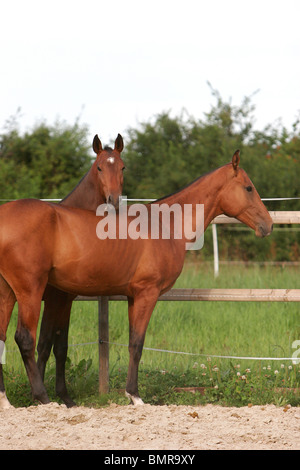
[0,391,12,409]
[35,391,50,405]
[57,391,76,407]
[65,398,77,408]
[125,391,144,406]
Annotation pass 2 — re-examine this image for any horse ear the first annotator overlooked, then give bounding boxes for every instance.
[114,134,124,153]
[93,134,103,154]
[232,149,240,172]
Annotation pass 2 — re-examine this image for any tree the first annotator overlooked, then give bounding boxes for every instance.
[122,89,299,261]
[123,88,257,199]
[0,116,91,199]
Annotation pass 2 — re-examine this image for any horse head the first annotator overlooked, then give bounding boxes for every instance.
[218,150,273,237]
[92,133,125,210]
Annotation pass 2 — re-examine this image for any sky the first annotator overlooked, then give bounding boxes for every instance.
[1,0,300,146]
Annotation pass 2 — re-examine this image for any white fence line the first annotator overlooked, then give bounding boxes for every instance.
[0,197,299,203]
[211,211,300,277]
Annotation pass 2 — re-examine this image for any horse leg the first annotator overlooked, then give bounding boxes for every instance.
[37,288,76,407]
[126,288,159,405]
[52,304,76,407]
[37,286,66,380]
[14,288,50,404]
[0,275,16,409]
[36,304,57,383]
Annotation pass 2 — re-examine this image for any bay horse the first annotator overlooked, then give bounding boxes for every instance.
[0,133,125,409]
[0,150,273,408]
[37,133,125,407]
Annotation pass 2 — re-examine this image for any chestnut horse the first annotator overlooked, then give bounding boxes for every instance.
[36,133,125,407]
[37,133,125,407]
[0,133,125,409]
[0,151,273,408]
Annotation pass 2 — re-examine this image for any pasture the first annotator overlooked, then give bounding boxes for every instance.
[3,261,299,408]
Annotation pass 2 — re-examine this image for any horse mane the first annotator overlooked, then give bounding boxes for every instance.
[60,172,89,203]
[152,166,220,204]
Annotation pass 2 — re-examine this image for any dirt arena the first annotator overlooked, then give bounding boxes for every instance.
[0,402,299,450]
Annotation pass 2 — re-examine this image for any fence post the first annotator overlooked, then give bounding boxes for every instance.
[98,296,109,394]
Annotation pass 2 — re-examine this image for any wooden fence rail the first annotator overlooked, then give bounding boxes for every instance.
[74,210,300,393]
[212,211,300,224]
[76,289,300,304]
[75,288,300,394]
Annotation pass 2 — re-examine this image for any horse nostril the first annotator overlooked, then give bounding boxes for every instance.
[106,195,120,210]
[259,223,273,237]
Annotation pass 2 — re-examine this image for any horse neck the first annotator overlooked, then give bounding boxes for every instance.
[60,166,102,210]
[156,166,227,231]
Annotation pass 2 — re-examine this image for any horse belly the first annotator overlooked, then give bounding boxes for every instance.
[49,240,137,296]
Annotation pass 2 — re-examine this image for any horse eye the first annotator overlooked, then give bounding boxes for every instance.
[246,185,252,192]
[122,166,126,171]
[97,165,102,172]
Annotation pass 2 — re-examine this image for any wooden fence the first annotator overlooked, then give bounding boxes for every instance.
[74,211,300,394]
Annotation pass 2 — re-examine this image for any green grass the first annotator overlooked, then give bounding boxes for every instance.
[3,262,300,407]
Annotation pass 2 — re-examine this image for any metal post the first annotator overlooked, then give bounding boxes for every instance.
[98,296,109,394]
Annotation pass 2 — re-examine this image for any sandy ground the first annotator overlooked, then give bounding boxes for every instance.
[0,402,299,450]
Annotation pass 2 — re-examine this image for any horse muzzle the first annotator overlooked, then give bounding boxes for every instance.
[106,194,120,211]
[256,223,273,238]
